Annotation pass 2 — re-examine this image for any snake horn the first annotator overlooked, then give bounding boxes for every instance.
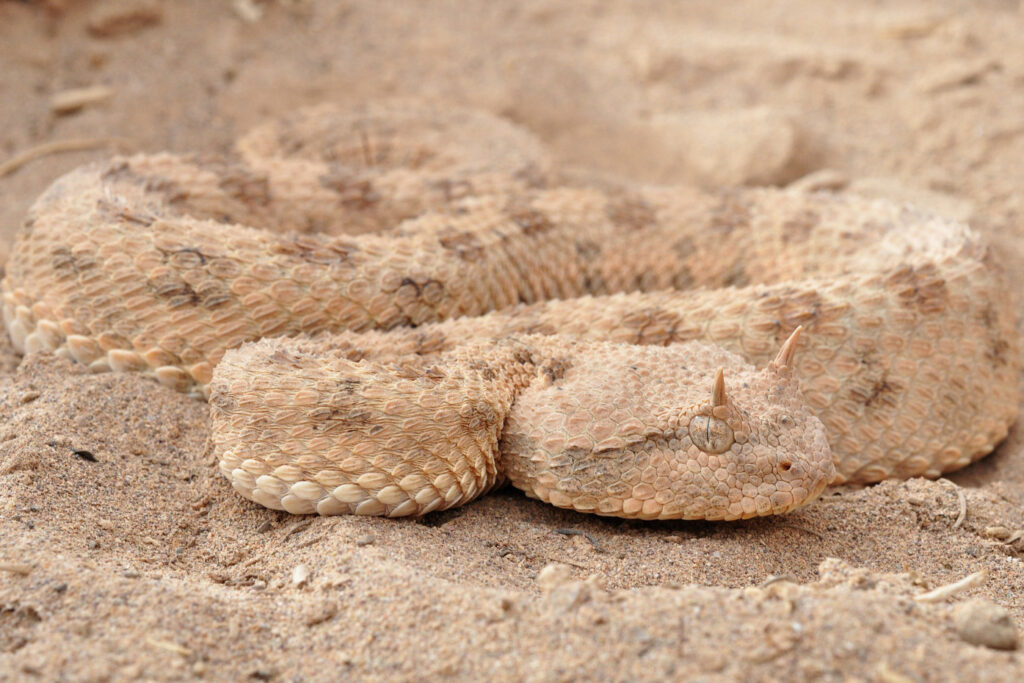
[771,326,804,371]
[711,367,726,407]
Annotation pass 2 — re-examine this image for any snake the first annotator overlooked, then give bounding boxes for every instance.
[3,101,1019,521]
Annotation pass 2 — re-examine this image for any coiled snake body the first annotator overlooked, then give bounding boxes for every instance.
[3,102,1018,520]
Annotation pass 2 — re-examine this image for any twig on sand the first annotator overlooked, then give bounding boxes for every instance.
[50,85,115,115]
[759,574,798,588]
[553,528,606,553]
[282,517,314,540]
[940,478,968,529]
[953,488,967,529]
[0,137,130,178]
[914,568,988,603]
[145,637,192,657]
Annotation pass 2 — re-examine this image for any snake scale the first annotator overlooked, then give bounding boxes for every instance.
[3,102,1019,520]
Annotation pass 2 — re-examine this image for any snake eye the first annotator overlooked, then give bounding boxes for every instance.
[688,415,734,454]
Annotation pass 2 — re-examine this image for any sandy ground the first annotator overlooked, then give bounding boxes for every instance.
[2,1,1024,680]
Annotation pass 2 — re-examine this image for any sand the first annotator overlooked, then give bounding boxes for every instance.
[2,1,1024,680]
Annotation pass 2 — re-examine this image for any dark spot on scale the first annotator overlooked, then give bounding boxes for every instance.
[575,239,602,261]
[720,262,751,288]
[672,265,695,290]
[430,178,475,202]
[169,246,209,266]
[272,235,357,265]
[512,163,549,189]
[605,194,656,231]
[887,265,948,314]
[673,235,696,260]
[51,246,82,275]
[508,204,553,236]
[400,277,421,296]
[860,378,898,408]
[318,169,380,210]
[216,163,272,207]
[709,193,752,235]
[988,339,1010,365]
[542,357,572,383]
[513,348,535,365]
[153,280,200,307]
[438,230,485,261]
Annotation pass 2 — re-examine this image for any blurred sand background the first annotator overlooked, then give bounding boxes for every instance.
[2,1,1024,680]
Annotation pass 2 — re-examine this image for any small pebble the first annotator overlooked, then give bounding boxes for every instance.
[233,0,264,23]
[983,526,1011,540]
[954,599,1019,650]
[50,86,114,115]
[916,59,996,94]
[355,534,375,547]
[547,581,589,613]
[0,562,33,576]
[536,563,573,591]
[292,564,311,587]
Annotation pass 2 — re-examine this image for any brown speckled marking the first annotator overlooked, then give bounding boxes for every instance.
[438,229,486,261]
[606,194,657,232]
[317,168,381,210]
[720,262,752,288]
[887,265,949,314]
[709,193,752,235]
[506,200,554,237]
[430,178,476,203]
[861,378,898,408]
[213,161,272,207]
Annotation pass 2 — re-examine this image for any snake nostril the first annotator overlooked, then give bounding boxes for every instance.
[779,461,793,472]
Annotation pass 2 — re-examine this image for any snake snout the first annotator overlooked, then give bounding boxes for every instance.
[766,451,833,516]
[763,415,835,515]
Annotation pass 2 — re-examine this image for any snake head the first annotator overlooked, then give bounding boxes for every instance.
[502,332,834,521]
[674,327,833,520]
